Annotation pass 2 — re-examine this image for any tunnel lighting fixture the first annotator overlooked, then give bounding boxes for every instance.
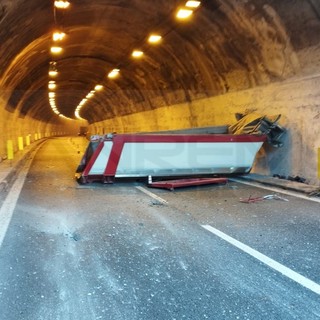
[148,34,162,44]
[185,1,201,8]
[49,61,58,76]
[49,92,55,98]
[79,98,87,106]
[75,109,84,120]
[50,46,63,54]
[132,50,144,58]
[176,8,193,19]
[49,69,58,77]
[94,84,103,91]
[108,69,120,79]
[86,92,94,99]
[54,1,70,9]
[48,81,56,90]
[53,32,66,41]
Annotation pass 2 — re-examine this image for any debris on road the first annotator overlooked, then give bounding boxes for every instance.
[240,194,289,203]
[309,189,320,197]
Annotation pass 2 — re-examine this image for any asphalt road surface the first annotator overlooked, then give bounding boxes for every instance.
[0,137,319,320]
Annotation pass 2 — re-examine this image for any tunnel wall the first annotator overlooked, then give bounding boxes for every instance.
[90,74,320,186]
[0,98,79,162]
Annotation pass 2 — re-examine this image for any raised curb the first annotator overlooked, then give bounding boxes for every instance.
[237,173,320,196]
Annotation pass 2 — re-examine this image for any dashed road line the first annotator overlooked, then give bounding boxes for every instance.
[135,186,168,204]
[202,224,320,295]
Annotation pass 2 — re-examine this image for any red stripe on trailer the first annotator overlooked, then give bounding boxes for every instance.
[103,136,125,177]
[82,141,104,178]
[107,134,266,144]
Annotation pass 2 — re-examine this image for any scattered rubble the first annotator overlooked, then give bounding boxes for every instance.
[240,194,289,203]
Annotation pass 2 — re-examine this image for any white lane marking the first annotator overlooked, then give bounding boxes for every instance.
[202,224,320,295]
[135,186,168,204]
[230,178,320,203]
[0,155,35,248]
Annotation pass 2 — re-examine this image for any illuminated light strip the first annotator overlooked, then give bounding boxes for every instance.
[53,32,66,41]
[148,34,162,43]
[75,85,103,119]
[186,1,201,8]
[54,1,70,9]
[132,50,144,58]
[50,46,63,54]
[176,8,193,19]
[108,69,120,79]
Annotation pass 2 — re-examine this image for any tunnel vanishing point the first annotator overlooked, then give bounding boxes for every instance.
[0,0,319,185]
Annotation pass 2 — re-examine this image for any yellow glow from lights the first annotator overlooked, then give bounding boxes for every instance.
[176,8,193,19]
[50,46,63,54]
[86,92,94,98]
[54,1,70,9]
[132,50,144,58]
[186,1,201,8]
[95,85,103,91]
[49,92,55,98]
[53,32,66,41]
[148,34,162,44]
[49,70,58,77]
[48,81,56,90]
[108,69,120,79]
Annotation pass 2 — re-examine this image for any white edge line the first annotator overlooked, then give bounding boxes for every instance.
[0,155,35,248]
[202,224,320,295]
[230,178,320,203]
[135,186,168,204]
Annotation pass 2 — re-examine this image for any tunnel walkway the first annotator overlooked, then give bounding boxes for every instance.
[0,137,319,319]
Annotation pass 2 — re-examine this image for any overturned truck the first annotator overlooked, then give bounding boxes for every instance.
[75,113,285,184]
[75,133,267,184]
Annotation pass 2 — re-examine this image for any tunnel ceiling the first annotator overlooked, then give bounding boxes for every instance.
[0,0,320,124]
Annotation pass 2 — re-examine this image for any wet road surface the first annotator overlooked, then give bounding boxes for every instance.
[0,137,319,320]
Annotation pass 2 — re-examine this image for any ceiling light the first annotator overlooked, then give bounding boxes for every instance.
[185,1,201,8]
[54,1,70,9]
[108,69,120,79]
[79,99,87,106]
[148,34,162,44]
[132,50,144,58]
[49,62,58,76]
[48,81,56,90]
[94,85,103,91]
[53,32,66,41]
[49,70,58,77]
[176,8,193,19]
[86,92,94,98]
[50,46,63,54]
[49,92,55,98]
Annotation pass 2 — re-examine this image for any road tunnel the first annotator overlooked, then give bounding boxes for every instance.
[0,0,320,184]
[1,2,320,317]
